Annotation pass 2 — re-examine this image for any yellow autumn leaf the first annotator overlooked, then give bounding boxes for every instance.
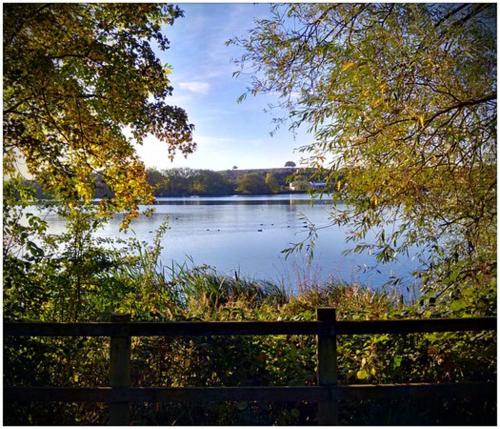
[356,369,368,380]
[417,114,425,128]
[341,61,355,72]
[163,64,173,75]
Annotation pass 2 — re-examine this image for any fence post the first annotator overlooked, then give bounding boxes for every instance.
[110,313,131,426]
[317,308,338,425]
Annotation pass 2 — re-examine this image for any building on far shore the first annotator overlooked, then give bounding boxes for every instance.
[289,181,326,191]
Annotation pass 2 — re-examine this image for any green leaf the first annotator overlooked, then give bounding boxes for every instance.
[393,355,403,368]
[356,369,368,380]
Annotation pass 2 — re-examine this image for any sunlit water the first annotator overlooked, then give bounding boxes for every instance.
[38,194,421,295]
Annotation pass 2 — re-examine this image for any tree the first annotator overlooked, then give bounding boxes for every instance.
[161,168,194,195]
[284,161,296,168]
[236,173,269,194]
[265,172,280,193]
[146,168,170,196]
[188,170,232,195]
[4,3,195,227]
[230,4,496,311]
[197,170,234,195]
[232,165,238,170]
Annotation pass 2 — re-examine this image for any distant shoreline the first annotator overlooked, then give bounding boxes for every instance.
[33,193,335,207]
[153,190,310,198]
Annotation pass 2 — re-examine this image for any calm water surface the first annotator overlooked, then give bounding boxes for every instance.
[42,194,420,293]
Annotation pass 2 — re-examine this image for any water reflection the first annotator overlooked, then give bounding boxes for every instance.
[152,194,330,206]
[42,195,420,294]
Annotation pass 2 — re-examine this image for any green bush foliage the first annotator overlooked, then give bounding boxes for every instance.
[3,212,496,425]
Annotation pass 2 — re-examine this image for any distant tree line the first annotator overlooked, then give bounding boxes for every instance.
[144,167,317,196]
[147,168,235,196]
[24,167,334,199]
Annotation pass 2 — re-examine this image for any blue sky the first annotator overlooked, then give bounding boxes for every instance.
[135,4,312,171]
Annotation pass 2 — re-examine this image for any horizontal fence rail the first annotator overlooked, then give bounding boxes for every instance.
[4,310,497,426]
[6,382,496,403]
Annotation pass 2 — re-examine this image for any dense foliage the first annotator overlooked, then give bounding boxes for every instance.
[150,168,236,196]
[229,3,497,311]
[144,167,327,195]
[4,222,496,424]
[3,3,496,425]
[236,172,268,194]
[4,3,194,227]
[23,167,328,198]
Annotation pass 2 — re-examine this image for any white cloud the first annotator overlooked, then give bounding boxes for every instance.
[166,92,193,107]
[178,81,210,94]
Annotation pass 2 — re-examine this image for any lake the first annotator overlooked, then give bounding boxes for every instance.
[41,194,421,295]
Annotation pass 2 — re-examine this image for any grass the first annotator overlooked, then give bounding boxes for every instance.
[4,224,496,425]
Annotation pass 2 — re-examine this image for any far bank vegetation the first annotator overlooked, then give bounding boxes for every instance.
[26,167,334,199]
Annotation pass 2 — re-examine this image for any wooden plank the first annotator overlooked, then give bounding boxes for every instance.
[5,387,113,402]
[3,317,496,338]
[3,321,322,337]
[4,383,495,403]
[109,314,131,426]
[4,386,328,403]
[336,317,497,335]
[333,382,497,400]
[317,308,338,425]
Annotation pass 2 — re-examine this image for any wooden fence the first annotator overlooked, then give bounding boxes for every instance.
[4,309,497,425]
